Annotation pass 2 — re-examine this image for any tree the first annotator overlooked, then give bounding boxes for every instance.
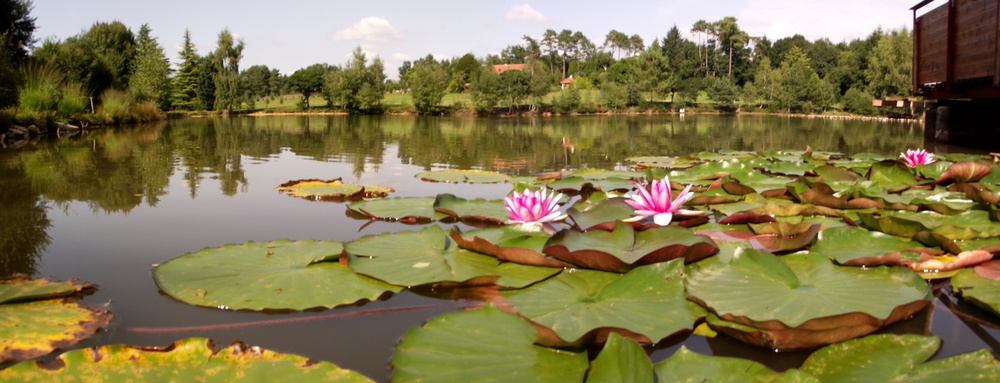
[636,47,674,102]
[866,28,912,99]
[78,21,137,93]
[128,24,170,109]
[447,53,477,93]
[211,29,244,113]
[604,30,628,59]
[714,17,749,78]
[287,64,327,109]
[171,29,201,110]
[326,47,385,114]
[240,64,276,105]
[470,66,501,112]
[0,0,36,63]
[706,77,740,111]
[775,46,835,113]
[408,60,448,114]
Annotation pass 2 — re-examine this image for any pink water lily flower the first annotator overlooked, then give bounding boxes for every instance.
[900,149,936,167]
[624,178,701,226]
[504,188,566,224]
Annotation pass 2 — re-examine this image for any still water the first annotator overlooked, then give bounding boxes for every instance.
[0,115,994,380]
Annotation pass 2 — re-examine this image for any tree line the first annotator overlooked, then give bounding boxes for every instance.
[1,0,914,130]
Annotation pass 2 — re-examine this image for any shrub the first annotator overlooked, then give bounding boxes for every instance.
[98,88,134,123]
[552,88,581,114]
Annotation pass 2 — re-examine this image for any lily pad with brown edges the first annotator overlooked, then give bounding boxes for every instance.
[0,337,374,382]
[685,248,932,350]
[432,193,508,224]
[450,227,567,268]
[0,277,109,365]
[953,263,1000,318]
[347,197,449,223]
[565,197,637,231]
[275,178,393,201]
[543,222,718,272]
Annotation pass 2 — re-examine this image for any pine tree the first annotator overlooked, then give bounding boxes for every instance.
[170,29,201,110]
[128,24,171,109]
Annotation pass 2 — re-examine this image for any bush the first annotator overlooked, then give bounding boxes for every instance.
[98,88,134,122]
[58,83,88,121]
[600,81,628,111]
[552,88,581,114]
[841,87,878,116]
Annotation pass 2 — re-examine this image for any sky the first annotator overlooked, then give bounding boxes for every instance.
[30,0,925,80]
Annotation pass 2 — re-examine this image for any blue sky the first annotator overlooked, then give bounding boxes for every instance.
[31,0,921,79]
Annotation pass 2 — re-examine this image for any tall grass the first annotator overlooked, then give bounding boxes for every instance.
[57,83,88,121]
[16,65,61,126]
[94,88,133,124]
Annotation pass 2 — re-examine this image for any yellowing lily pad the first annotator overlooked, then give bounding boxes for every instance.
[0,277,110,364]
[276,178,392,201]
[153,240,402,311]
[0,337,374,382]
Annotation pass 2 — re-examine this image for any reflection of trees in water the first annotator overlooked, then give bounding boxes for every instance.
[0,163,51,276]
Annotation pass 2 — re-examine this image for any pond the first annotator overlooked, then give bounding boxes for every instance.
[1,114,997,381]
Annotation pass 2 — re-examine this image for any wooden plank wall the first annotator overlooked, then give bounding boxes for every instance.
[916,5,949,84]
[953,0,997,81]
[916,0,999,86]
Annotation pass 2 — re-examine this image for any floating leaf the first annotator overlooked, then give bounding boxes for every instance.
[653,346,815,383]
[813,164,862,183]
[800,334,1000,382]
[450,227,566,268]
[565,197,637,231]
[275,178,392,201]
[1,299,112,364]
[153,240,401,311]
[0,276,93,304]
[433,194,508,223]
[936,161,993,184]
[416,170,511,184]
[347,197,448,222]
[760,161,819,177]
[548,176,632,193]
[391,304,587,383]
[0,337,374,382]
[809,226,927,266]
[685,249,931,350]
[345,225,557,287]
[953,266,1000,318]
[586,332,653,383]
[543,222,719,272]
[503,260,706,344]
[867,160,919,191]
[569,169,642,180]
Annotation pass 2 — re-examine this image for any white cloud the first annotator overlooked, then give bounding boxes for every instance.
[332,17,402,43]
[392,53,413,61]
[506,4,547,24]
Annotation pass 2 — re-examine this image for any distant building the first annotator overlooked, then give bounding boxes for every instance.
[560,75,575,90]
[492,64,526,74]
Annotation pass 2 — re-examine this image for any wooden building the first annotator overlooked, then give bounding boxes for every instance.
[913,0,1000,144]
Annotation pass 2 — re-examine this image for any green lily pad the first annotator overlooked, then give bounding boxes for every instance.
[586,332,653,383]
[547,176,632,193]
[867,160,919,191]
[0,337,374,382]
[569,169,642,180]
[433,194,508,223]
[863,210,1000,240]
[760,161,819,177]
[685,249,932,350]
[799,334,1000,382]
[653,346,816,383]
[813,164,862,183]
[953,266,1000,318]
[153,240,402,311]
[450,227,566,268]
[345,225,557,287]
[0,276,94,304]
[809,226,927,266]
[565,197,637,231]
[347,197,449,222]
[1,299,112,364]
[391,303,587,382]
[543,222,719,272]
[275,178,392,201]
[416,170,511,184]
[503,260,706,344]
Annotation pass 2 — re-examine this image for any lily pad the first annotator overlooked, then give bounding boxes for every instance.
[1,299,112,364]
[565,197,637,231]
[542,222,719,272]
[809,226,927,266]
[433,194,508,223]
[503,260,706,344]
[953,266,1000,318]
[586,332,653,383]
[416,170,511,184]
[653,346,815,383]
[0,276,94,304]
[450,227,566,268]
[547,176,632,193]
[391,303,588,382]
[685,249,932,350]
[275,178,392,201]
[799,334,1000,382]
[347,197,449,222]
[0,337,374,382]
[345,225,558,287]
[153,240,402,311]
